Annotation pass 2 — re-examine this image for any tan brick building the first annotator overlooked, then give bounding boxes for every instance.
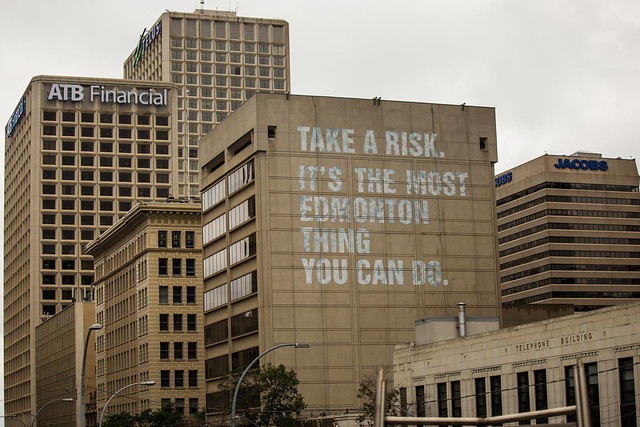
[85,201,204,418]
[3,76,177,417]
[123,9,290,198]
[496,152,640,311]
[199,93,501,415]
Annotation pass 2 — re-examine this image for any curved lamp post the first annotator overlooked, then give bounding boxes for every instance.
[80,323,102,427]
[31,398,74,427]
[231,343,311,427]
[98,380,155,427]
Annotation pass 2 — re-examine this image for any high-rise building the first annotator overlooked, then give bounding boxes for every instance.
[85,201,204,419]
[496,152,640,311]
[123,9,290,198]
[199,93,501,414]
[3,76,177,417]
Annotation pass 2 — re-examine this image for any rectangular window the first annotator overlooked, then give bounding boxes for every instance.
[187,286,196,304]
[159,258,168,275]
[188,342,197,360]
[187,314,196,331]
[228,160,254,194]
[203,213,226,244]
[186,259,196,276]
[475,377,487,418]
[160,314,169,332]
[185,231,195,248]
[205,354,228,379]
[534,369,548,424]
[172,231,181,248]
[159,286,169,304]
[230,272,257,301]
[160,342,169,359]
[174,314,183,331]
[189,370,198,388]
[173,370,185,387]
[451,381,461,417]
[158,231,167,247]
[490,375,502,417]
[173,286,182,304]
[585,362,601,427]
[517,372,530,423]
[619,357,636,427]
[228,197,256,229]
[565,366,576,423]
[437,382,447,417]
[173,258,182,276]
[205,319,228,345]
[204,284,228,311]
[161,370,170,388]
[229,234,256,265]
[174,342,183,360]
[203,249,227,278]
[231,309,257,337]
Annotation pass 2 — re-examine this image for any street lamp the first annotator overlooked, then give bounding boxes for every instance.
[231,343,311,427]
[31,398,74,427]
[80,323,102,427]
[98,380,155,426]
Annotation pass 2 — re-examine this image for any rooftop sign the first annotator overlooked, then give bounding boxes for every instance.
[6,96,26,139]
[554,158,608,171]
[47,83,168,106]
[133,22,162,68]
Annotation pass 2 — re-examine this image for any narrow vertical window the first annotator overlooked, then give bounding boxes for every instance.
[619,357,637,427]
[475,377,487,418]
[534,369,548,424]
[437,382,447,417]
[517,372,530,425]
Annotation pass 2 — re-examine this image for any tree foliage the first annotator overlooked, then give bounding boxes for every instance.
[217,363,307,426]
[102,404,205,427]
[357,374,400,426]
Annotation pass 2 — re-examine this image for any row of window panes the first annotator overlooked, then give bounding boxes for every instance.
[202,179,225,211]
[42,273,93,286]
[159,286,197,304]
[204,347,259,380]
[42,126,169,141]
[172,37,284,54]
[41,285,92,300]
[229,234,256,265]
[228,160,254,195]
[204,309,258,347]
[42,170,170,186]
[160,369,199,388]
[159,342,198,360]
[202,213,226,244]
[41,140,170,154]
[498,208,640,232]
[204,271,257,313]
[159,313,197,332]
[41,155,170,168]
[158,258,197,276]
[499,222,640,245]
[42,111,168,126]
[158,231,195,248]
[42,228,94,240]
[203,249,226,278]
[171,62,285,75]
[202,196,255,244]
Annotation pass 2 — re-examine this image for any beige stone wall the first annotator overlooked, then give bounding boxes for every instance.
[200,94,500,411]
[394,302,640,424]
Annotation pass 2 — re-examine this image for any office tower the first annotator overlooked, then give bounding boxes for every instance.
[4,76,177,418]
[123,9,290,199]
[199,93,501,414]
[85,201,204,419]
[496,152,640,311]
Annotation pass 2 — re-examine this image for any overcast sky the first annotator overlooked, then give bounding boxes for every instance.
[1,0,639,419]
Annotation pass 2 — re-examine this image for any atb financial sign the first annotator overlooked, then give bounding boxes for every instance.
[47,83,168,106]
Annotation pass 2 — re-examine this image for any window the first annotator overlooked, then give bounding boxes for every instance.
[619,358,636,427]
[585,363,601,426]
[416,385,426,418]
[173,258,182,276]
[185,231,195,248]
[565,366,577,422]
[188,342,197,360]
[534,370,548,424]
[175,398,185,414]
[159,258,168,275]
[437,383,447,417]
[160,342,169,359]
[161,370,170,388]
[475,378,487,418]
[158,231,167,248]
[159,286,169,304]
[490,375,502,417]
[160,314,169,331]
[187,314,196,332]
[451,381,461,417]
[173,286,182,304]
[189,370,198,388]
[172,231,181,248]
[175,370,184,388]
[174,314,183,331]
[174,342,183,360]
[517,372,530,423]
[187,286,196,304]
[204,284,228,311]
[186,259,196,277]
[231,310,257,337]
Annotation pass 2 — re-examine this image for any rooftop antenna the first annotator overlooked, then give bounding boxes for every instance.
[200,0,204,13]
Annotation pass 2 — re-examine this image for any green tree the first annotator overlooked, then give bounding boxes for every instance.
[102,403,200,427]
[357,374,400,426]
[218,363,307,426]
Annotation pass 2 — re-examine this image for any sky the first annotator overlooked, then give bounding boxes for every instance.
[1,0,639,420]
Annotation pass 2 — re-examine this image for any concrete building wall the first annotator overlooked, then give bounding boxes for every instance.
[394,301,640,425]
[35,302,95,426]
[199,93,500,414]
